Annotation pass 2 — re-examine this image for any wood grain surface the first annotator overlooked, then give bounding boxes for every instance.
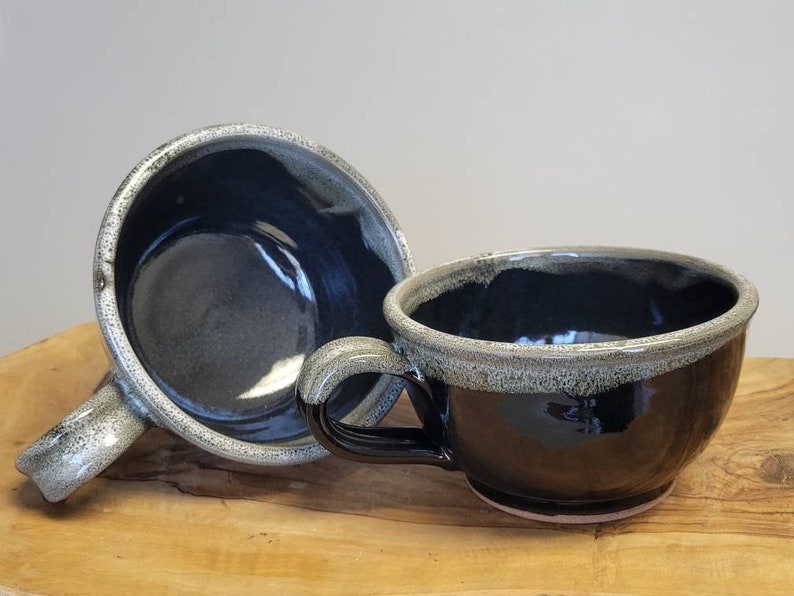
[1,323,792,595]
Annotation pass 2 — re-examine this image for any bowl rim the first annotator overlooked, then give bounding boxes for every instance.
[384,246,759,366]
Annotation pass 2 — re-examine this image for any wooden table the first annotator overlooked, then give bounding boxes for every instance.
[1,324,792,595]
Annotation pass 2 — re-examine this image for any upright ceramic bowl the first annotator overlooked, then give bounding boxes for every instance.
[298,247,759,522]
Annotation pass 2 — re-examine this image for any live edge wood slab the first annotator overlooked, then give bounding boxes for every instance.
[1,324,792,595]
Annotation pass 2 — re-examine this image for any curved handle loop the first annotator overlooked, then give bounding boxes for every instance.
[297,337,456,470]
[16,377,151,502]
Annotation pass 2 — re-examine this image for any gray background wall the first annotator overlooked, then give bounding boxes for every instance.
[1,0,791,357]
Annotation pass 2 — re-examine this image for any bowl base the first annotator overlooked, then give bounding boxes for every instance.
[467,478,675,524]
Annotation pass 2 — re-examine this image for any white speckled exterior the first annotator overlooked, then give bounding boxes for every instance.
[298,337,416,406]
[383,247,759,395]
[16,380,151,502]
[17,124,414,501]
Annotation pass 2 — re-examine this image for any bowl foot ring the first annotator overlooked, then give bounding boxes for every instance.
[467,478,676,524]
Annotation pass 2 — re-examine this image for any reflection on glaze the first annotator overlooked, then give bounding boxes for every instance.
[254,240,314,300]
[514,330,626,345]
[253,219,298,248]
[494,382,653,450]
[239,354,306,400]
[440,334,745,502]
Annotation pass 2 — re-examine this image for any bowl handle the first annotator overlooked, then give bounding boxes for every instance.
[297,337,456,470]
[16,377,152,502]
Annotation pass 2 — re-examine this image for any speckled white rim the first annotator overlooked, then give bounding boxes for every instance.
[384,247,759,395]
[93,123,414,465]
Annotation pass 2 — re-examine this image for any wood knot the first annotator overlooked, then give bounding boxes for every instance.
[759,452,794,485]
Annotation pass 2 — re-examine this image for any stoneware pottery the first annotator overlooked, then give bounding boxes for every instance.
[17,123,413,502]
[298,247,759,523]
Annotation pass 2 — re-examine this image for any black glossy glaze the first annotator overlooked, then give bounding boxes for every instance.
[304,333,746,511]
[300,373,457,470]
[116,147,398,442]
[412,263,737,345]
[430,334,746,504]
[301,254,751,516]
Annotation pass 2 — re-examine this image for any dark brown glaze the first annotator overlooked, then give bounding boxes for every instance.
[425,334,747,503]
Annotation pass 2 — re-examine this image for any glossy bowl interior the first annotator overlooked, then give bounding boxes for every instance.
[409,255,738,345]
[114,136,409,443]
